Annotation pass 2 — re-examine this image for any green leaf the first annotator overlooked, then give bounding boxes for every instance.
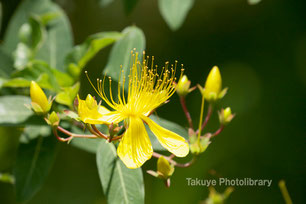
[0,96,33,126]
[71,138,101,154]
[96,141,144,204]
[103,26,145,81]
[19,125,51,143]
[5,60,63,92]
[14,135,58,202]
[13,43,33,70]
[70,125,107,153]
[55,82,80,107]
[147,114,188,151]
[0,47,14,77]
[19,15,46,51]
[122,0,139,14]
[99,0,115,7]
[0,127,22,171]
[3,0,73,71]
[158,0,194,31]
[66,31,122,78]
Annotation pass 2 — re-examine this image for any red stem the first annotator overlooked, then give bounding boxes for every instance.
[179,96,194,129]
[91,125,108,139]
[54,126,98,142]
[212,125,224,137]
[152,152,195,168]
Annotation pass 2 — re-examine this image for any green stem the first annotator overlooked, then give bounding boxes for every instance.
[279,180,293,204]
[197,94,205,140]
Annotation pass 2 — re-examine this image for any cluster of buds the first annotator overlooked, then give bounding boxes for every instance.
[148,66,235,187]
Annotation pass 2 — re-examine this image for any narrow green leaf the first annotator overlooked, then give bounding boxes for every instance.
[3,0,73,71]
[96,141,144,204]
[14,135,57,202]
[65,32,122,78]
[147,114,188,151]
[158,0,194,31]
[103,26,145,81]
[0,96,33,126]
[122,0,139,14]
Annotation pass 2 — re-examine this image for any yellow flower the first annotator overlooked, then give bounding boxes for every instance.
[87,51,189,169]
[30,81,51,114]
[77,94,110,124]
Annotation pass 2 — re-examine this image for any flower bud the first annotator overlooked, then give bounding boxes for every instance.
[176,75,191,97]
[203,66,222,102]
[190,134,211,155]
[30,81,51,114]
[85,94,97,109]
[47,111,60,126]
[218,107,235,125]
[157,156,174,179]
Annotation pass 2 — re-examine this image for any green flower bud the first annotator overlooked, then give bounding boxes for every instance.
[176,75,191,97]
[190,134,211,155]
[30,81,51,114]
[218,107,235,125]
[157,156,174,179]
[48,111,60,126]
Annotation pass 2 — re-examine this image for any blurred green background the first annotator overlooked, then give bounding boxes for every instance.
[1,0,305,203]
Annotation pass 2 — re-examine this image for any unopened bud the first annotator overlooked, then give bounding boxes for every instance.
[176,75,191,97]
[85,94,97,109]
[157,156,174,179]
[218,107,235,125]
[202,66,226,102]
[30,81,51,114]
[190,134,211,155]
[47,111,60,126]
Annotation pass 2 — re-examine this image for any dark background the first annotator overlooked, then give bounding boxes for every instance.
[0,0,305,203]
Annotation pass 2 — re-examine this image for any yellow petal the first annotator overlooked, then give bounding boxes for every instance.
[98,106,111,115]
[117,116,153,169]
[98,111,125,124]
[78,96,107,124]
[141,116,189,157]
